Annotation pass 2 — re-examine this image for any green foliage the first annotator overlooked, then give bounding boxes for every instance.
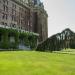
[19,32,38,49]
[0,28,9,49]
[1,33,9,49]
[8,29,19,49]
[28,34,37,49]
[19,32,30,46]
[0,27,38,49]
[36,28,75,52]
[70,42,75,49]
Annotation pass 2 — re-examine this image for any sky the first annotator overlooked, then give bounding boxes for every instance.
[42,0,75,37]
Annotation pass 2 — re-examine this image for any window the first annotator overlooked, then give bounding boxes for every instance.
[5,23,7,26]
[3,5,8,12]
[0,1,1,3]
[12,15,14,21]
[1,22,4,25]
[6,6,8,12]
[15,5,16,9]
[12,3,16,9]
[11,15,16,21]
[3,0,5,4]
[12,9,14,15]
[10,23,16,28]
[3,5,5,11]
[2,13,8,20]
[2,13,5,19]
[21,20,22,24]
[7,0,8,5]
[6,14,8,20]
[3,0,8,5]
[1,22,7,26]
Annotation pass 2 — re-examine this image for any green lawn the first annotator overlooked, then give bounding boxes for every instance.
[0,50,75,75]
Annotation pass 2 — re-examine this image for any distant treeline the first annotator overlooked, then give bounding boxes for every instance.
[36,28,75,52]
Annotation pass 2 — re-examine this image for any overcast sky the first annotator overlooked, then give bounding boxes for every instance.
[42,0,75,37]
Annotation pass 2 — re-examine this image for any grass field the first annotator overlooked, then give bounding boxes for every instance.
[0,49,75,75]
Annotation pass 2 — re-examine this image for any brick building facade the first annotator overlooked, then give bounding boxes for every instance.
[0,0,48,43]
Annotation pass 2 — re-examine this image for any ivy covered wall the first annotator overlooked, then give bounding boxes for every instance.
[0,28,38,50]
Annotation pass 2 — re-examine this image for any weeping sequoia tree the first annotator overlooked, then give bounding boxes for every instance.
[36,28,75,52]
